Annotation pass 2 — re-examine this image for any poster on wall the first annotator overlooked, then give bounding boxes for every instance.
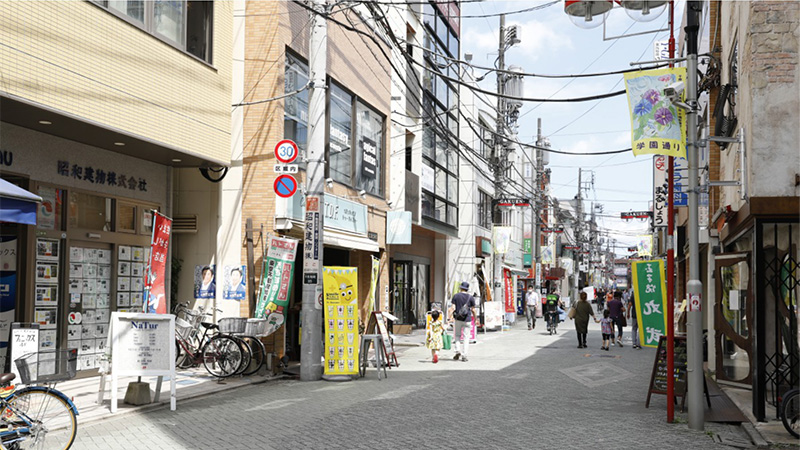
[323,266,359,376]
[0,236,17,360]
[194,265,216,299]
[36,239,59,261]
[254,236,299,337]
[223,265,246,301]
[37,187,61,231]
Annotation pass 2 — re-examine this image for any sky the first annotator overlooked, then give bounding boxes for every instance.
[460,0,687,256]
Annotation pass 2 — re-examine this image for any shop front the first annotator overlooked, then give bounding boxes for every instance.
[0,123,168,375]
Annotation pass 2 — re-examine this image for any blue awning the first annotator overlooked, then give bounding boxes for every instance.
[0,178,41,225]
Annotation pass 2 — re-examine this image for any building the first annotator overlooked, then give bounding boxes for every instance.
[0,1,232,374]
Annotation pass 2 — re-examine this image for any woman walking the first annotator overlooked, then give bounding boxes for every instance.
[572,291,598,348]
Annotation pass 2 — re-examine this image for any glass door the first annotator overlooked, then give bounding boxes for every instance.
[413,264,429,328]
[714,252,752,385]
[391,261,411,325]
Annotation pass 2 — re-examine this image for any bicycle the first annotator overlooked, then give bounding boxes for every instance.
[546,311,559,335]
[175,314,245,378]
[780,388,799,438]
[230,319,268,376]
[173,303,212,369]
[0,349,79,450]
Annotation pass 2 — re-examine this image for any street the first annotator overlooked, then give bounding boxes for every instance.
[73,320,754,450]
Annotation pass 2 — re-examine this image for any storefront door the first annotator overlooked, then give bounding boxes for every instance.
[714,252,752,385]
[391,261,429,327]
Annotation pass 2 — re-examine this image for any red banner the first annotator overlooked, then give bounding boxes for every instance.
[504,268,514,313]
[145,212,171,314]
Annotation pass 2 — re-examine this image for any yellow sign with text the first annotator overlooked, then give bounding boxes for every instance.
[323,267,359,376]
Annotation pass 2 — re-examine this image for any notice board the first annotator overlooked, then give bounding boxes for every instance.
[646,335,687,408]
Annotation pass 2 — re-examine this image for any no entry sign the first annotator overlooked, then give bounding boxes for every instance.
[274,174,298,198]
[275,139,298,164]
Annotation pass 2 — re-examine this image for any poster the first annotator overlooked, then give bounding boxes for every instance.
[194,265,216,299]
[631,260,669,348]
[145,212,171,314]
[503,268,514,313]
[37,186,60,231]
[0,236,17,360]
[254,236,299,337]
[323,266,359,376]
[223,265,246,301]
[484,301,503,330]
[624,67,687,159]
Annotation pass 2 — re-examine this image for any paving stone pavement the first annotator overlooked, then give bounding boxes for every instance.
[73,320,764,450]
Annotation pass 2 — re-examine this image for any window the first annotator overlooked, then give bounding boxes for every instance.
[478,190,492,230]
[68,192,112,231]
[94,1,213,63]
[117,202,137,233]
[355,101,384,196]
[285,54,309,163]
[329,82,352,184]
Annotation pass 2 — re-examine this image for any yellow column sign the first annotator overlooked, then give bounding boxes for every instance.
[323,267,359,375]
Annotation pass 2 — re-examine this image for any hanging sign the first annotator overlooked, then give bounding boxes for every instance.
[145,211,171,314]
[631,260,668,348]
[624,67,687,159]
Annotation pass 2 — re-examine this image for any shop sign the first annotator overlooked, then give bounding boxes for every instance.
[475,236,492,257]
[288,194,367,236]
[631,260,668,348]
[57,160,147,192]
[0,151,13,167]
[503,269,514,313]
[360,138,377,180]
[387,211,412,245]
[303,196,321,284]
[523,238,531,253]
[653,156,668,227]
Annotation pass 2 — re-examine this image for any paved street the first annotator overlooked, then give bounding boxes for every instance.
[74,321,756,450]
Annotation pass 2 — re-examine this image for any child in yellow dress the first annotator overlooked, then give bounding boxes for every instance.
[426,310,444,363]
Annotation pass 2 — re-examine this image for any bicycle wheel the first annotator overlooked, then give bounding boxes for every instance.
[239,336,265,376]
[175,338,194,369]
[233,336,252,376]
[8,388,77,450]
[202,335,243,378]
[781,390,800,438]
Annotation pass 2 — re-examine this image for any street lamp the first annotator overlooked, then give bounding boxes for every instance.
[564,0,613,29]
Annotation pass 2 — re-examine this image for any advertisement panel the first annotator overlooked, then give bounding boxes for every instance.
[255,236,299,337]
[323,267,359,376]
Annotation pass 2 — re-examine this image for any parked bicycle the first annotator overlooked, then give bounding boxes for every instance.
[173,305,245,378]
[0,349,79,450]
[230,318,268,376]
[780,388,799,438]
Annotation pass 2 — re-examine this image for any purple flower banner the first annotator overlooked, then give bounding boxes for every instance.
[624,68,687,159]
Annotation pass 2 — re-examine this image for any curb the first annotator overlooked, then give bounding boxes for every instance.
[741,422,770,449]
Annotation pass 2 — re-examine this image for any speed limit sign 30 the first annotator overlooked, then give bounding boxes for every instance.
[275,139,299,164]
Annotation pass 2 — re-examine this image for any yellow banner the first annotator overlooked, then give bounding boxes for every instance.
[323,266,359,376]
[624,67,687,159]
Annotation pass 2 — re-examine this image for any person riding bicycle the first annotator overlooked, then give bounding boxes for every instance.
[544,290,565,334]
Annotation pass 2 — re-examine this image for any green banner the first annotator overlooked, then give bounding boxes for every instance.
[255,235,299,337]
[523,238,532,254]
[631,259,668,348]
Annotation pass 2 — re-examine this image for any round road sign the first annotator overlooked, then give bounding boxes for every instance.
[275,139,299,164]
[274,174,298,198]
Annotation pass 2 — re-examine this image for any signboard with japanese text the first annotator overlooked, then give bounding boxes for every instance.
[323,267,359,376]
[145,212,171,314]
[303,196,321,285]
[631,260,668,348]
[503,269,514,313]
[624,67,687,159]
[288,194,367,236]
[653,156,668,227]
[255,236,298,338]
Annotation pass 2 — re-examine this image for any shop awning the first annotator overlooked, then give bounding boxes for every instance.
[501,265,528,277]
[325,231,380,253]
[0,178,41,225]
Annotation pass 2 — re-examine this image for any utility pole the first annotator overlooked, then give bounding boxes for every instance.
[492,14,507,305]
[533,119,543,295]
[573,169,582,304]
[301,0,327,382]
[685,0,704,431]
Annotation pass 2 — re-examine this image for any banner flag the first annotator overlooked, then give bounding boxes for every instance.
[637,235,654,256]
[503,269,514,313]
[632,260,669,348]
[145,212,171,314]
[624,67,687,159]
[323,266,359,376]
[255,235,299,337]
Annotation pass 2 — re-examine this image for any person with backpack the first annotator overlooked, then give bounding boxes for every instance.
[449,281,476,362]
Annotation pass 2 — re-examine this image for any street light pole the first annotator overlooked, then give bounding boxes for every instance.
[493,14,507,306]
[534,119,543,295]
[685,0,704,431]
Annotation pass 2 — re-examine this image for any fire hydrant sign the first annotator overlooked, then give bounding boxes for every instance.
[110,312,175,412]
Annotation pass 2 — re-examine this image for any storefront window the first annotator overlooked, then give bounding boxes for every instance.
[329,82,352,184]
[68,192,112,231]
[355,101,383,196]
[285,54,309,164]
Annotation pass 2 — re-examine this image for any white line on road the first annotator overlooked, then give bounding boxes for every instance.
[246,398,308,411]
[371,384,429,400]
[312,384,356,392]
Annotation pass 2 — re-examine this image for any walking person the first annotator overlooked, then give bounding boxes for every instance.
[627,293,641,349]
[600,309,613,351]
[449,281,476,362]
[525,285,540,330]
[572,291,598,348]
[606,290,625,347]
[426,310,445,363]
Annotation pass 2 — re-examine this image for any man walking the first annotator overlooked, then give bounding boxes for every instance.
[449,281,476,362]
[525,285,540,330]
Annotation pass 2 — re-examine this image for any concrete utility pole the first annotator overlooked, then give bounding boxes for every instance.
[685,0,704,431]
[573,169,582,304]
[534,119,543,295]
[492,14,507,305]
[301,0,327,382]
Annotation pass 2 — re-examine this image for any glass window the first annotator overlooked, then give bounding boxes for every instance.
[447,205,457,226]
[68,192,112,231]
[422,127,435,159]
[142,208,154,235]
[186,1,213,62]
[117,203,136,233]
[285,54,309,162]
[447,173,457,202]
[435,132,447,166]
[434,198,446,222]
[435,167,446,197]
[448,29,459,59]
[108,0,144,23]
[422,2,435,31]
[153,0,185,46]
[422,192,434,218]
[329,82,352,184]
[478,190,491,230]
[436,15,448,48]
[355,101,383,196]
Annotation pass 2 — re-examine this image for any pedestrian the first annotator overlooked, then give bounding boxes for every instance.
[525,285,540,330]
[600,309,613,351]
[448,281,476,362]
[426,310,444,363]
[627,293,641,349]
[571,291,598,348]
[606,290,625,347]
[596,290,605,315]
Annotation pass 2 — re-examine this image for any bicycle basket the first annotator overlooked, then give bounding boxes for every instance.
[15,349,77,385]
[244,318,267,337]
[175,318,194,338]
[218,317,247,334]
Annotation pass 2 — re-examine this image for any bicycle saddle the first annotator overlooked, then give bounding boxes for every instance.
[0,373,16,385]
[200,322,218,330]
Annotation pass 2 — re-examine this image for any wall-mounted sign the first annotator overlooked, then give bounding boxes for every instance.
[387,211,412,245]
[360,138,377,180]
[57,160,148,192]
[288,194,367,236]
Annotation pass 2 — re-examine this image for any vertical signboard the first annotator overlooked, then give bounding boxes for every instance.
[255,236,299,336]
[653,156,668,228]
[323,267,359,376]
[303,196,321,285]
[145,212,171,314]
[631,260,669,348]
[503,269,514,313]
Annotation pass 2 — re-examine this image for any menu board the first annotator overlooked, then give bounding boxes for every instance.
[34,239,60,332]
[645,336,688,408]
[68,246,112,371]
